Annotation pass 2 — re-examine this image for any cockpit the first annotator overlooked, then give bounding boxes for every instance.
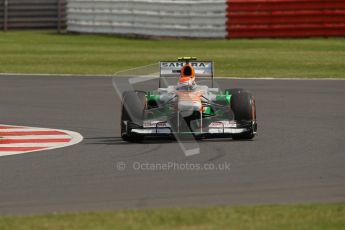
[176,64,197,91]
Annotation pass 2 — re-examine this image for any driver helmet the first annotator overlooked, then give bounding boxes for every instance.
[177,64,196,90]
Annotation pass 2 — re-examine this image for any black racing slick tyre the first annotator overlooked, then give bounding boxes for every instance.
[227,88,257,140]
[121,91,146,142]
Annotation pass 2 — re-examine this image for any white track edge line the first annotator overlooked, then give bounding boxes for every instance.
[0,135,71,140]
[0,128,66,132]
[0,143,70,147]
[1,73,344,80]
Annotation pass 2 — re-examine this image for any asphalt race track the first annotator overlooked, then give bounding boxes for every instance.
[0,75,344,215]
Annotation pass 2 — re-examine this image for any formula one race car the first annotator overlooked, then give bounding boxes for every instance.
[121,57,257,142]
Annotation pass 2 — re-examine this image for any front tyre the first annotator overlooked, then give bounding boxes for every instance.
[121,91,146,142]
[227,88,257,140]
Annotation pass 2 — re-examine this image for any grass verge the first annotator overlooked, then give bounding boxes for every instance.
[0,203,344,230]
[0,31,344,78]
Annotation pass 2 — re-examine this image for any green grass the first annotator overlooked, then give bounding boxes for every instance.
[0,203,344,230]
[0,31,344,78]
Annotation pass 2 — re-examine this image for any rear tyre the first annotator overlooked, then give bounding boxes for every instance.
[227,88,256,140]
[121,91,146,142]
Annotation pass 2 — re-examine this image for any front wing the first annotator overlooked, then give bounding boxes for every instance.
[123,119,256,138]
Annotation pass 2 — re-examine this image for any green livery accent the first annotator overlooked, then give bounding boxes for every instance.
[216,93,231,104]
[146,92,160,102]
[145,90,232,123]
[203,106,212,115]
[146,91,231,109]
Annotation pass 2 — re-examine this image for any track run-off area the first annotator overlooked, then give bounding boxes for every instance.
[0,75,344,215]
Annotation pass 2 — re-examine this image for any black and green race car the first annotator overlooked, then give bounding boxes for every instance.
[121,58,257,142]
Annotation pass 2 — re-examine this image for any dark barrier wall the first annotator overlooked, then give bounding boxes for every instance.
[227,0,345,38]
[0,0,66,31]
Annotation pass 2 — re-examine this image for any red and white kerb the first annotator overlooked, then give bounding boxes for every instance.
[0,124,83,157]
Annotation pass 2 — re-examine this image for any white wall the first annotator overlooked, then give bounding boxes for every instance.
[67,0,227,38]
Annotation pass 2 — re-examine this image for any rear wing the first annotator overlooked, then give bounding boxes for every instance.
[159,61,214,87]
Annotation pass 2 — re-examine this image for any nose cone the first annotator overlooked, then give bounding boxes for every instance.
[177,91,202,114]
[178,100,202,113]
